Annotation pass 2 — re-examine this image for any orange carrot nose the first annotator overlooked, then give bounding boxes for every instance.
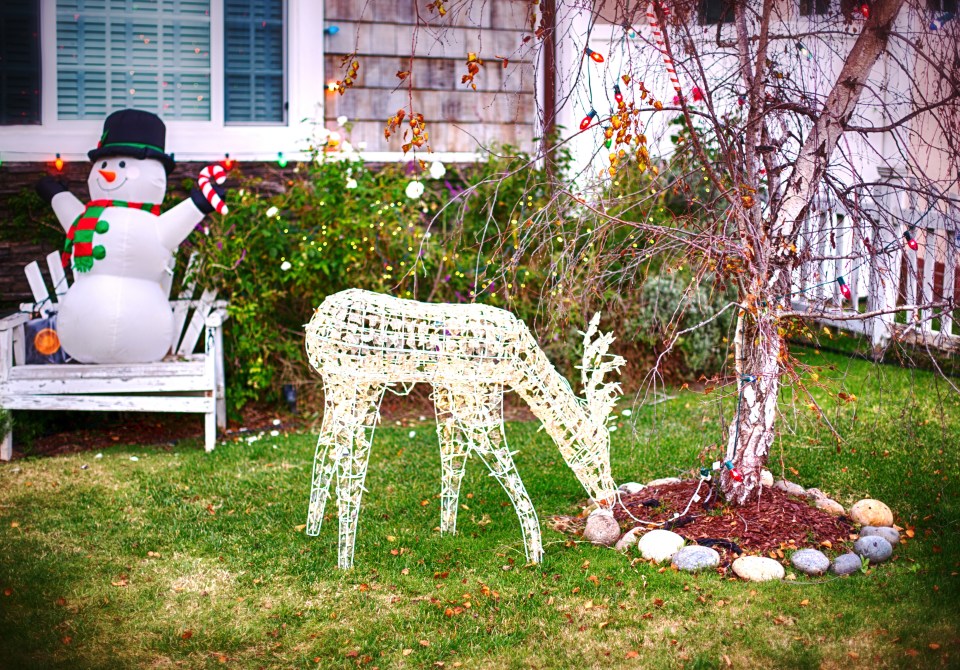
[99,169,117,182]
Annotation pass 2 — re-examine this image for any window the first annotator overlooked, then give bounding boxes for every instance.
[700,0,734,24]
[0,0,42,125]
[800,0,830,15]
[928,0,957,12]
[56,0,211,120]
[225,0,285,124]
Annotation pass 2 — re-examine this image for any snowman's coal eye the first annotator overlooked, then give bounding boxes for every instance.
[101,161,107,168]
[119,161,126,168]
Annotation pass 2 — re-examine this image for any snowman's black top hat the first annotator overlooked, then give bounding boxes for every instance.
[87,109,176,174]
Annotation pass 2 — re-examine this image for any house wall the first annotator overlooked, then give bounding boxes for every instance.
[321,0,539,154]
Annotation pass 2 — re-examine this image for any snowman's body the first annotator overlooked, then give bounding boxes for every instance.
[49,156,207,363]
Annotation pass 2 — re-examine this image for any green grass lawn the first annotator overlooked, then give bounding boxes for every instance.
[1,349,958,669]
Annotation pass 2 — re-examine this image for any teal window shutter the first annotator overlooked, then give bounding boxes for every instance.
[224,0,284,124]
[0,0,42,125]
[56,0,211,120]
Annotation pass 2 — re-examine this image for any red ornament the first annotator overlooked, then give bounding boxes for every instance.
[585,48,604,64]
[691,86,704,102]
[904,230,919,250]
[837,276,852,301]
[613,84,623,103]
[580,109,598,131]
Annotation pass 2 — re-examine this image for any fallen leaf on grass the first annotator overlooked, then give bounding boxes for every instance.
[929,643,941,650]
[402,649,413,656]
[345,650,359,658]
[419,640,430,647]
[848,652,859,659]
[800,599,809,607]
[294,524,306,532]
[625,651,639,658]
[181,630,193,640]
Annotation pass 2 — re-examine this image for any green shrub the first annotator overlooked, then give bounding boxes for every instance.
[189,145,570,415]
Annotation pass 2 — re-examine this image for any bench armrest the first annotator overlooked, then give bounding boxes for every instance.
[0,312,31,332]
[205,307,230,328]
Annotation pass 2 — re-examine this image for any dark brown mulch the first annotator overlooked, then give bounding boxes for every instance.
[551,480,855,558]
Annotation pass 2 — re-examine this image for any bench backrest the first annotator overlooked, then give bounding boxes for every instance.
[21,251,218,356]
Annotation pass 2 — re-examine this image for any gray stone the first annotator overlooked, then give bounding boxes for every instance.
[860,526,900,546]
[790,548,830,576]
[830,552,863,576]
[637,529,685,562]
[672,545,721,572]
[646,477,681,487]
[731,556,785,582]
[618,482,647,495]
[615,527,643,552]
[813,497,845,516]
[853,535,893,564]
[583,509,621,547]
[774,479,806,496]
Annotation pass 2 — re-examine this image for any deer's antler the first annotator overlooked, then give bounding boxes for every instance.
[578,313,626,429]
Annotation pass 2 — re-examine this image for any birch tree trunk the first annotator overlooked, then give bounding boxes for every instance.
[719,0,909,504]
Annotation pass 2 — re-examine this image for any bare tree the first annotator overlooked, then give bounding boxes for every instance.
[343,0,960,505]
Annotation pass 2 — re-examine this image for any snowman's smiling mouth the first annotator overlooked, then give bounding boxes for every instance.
[97,177,128,192]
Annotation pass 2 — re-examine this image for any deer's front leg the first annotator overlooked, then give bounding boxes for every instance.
[447,383,543,564]
[434,385,471,535]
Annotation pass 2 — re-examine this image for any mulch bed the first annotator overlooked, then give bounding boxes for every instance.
[550,480,855,559]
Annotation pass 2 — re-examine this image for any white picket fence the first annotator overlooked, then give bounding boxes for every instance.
[791,189,960,353]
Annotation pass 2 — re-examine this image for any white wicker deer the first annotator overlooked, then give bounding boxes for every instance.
[304,289,625,568]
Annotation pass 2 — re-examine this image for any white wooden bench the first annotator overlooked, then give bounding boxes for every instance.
[0,251,227,460]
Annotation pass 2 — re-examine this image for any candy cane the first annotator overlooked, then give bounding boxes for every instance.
[647,2,682,94]
[198,164,229,215]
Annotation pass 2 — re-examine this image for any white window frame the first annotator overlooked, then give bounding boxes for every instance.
[0,0,325,163]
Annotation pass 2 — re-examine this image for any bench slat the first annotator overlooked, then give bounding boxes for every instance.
[8,356,207,380]
[177,288,218,355]
[4,373,213,395]
[46,251,69,299]
[0,394,214,413]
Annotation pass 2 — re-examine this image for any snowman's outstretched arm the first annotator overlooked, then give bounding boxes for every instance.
[37,177,84,233]
[157,197,206,250]
[157,165,228,250]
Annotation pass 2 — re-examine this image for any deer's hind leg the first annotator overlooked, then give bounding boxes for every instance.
[442,383,543,564]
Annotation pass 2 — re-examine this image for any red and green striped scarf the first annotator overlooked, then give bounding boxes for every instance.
[63,199,161,272]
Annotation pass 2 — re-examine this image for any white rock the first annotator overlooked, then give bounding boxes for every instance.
[615,527,643,552]
[760,469,774,487]
[618,482,647,495]
[637,529,685,563]
[583,509,621,547]
[731,556,785,582]
[774,479,806,496]
[646,477,681,487]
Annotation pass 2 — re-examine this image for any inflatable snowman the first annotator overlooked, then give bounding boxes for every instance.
[37,109,227,364]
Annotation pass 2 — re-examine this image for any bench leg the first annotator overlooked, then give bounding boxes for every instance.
[204,411,216,453]
[1,428,11,461]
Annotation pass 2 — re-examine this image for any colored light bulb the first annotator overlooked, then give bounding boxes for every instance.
[277,152,288,168]
[860,3,869,18]
[223,153,235,170]
[904,230,918,250]
[796,42,812,59]
[837,276,852,301]
[579,109,598,131]
[613,84,623,103]
[585,47,604,64]
[54,153,64,171]
[730,468,744,482]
